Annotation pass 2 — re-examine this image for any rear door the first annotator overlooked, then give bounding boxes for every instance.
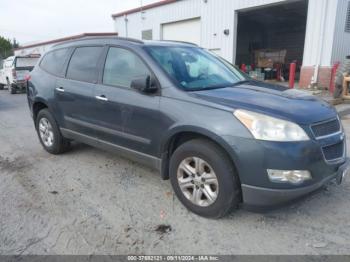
[2,58,14,84]
[93,46,161,156]
[0,60,5,85]
[55,46,104,138]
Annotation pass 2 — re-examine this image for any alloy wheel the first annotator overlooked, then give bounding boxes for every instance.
[38,117,54,147]
[177,157,219,207]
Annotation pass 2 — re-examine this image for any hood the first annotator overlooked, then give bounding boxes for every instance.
[192,81,337,124]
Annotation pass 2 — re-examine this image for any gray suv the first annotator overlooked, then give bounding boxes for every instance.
[27,37,348,218]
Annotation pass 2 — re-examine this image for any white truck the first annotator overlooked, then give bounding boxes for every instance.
[0,55,40,94]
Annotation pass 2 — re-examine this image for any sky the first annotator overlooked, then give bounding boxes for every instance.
[0,0,159,45]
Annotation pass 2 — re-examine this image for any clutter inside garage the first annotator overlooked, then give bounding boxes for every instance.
[235,0,308,85]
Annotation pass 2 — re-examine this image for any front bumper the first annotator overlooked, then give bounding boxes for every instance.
[242,159,349,209]
[222,128,347,209]
[12,81,26,90]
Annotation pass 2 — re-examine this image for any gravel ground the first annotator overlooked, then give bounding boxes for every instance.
[0,91,350,255]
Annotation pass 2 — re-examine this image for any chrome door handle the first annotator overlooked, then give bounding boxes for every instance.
[95,95,108,102]
[55,87,65,92]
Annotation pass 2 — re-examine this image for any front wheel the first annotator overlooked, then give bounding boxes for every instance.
[169,139,241,218]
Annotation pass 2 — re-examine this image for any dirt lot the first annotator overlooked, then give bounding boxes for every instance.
[0,91,350,255]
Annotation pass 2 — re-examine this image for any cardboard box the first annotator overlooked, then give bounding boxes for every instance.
[255,49,287,68]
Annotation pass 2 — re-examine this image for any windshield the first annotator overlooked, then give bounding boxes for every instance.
[145,46,247,91]
[15,57,40,68]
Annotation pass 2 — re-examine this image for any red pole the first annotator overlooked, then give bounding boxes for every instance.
[276,63,282,81]
[289,62,297,88]
[329,62,340,94]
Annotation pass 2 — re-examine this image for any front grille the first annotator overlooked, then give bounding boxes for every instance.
[311,118,340,138]
[322,142,344,161]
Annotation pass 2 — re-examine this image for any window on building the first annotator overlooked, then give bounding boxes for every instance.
[103,47,150,88]
[346,2,350,33]
[142,29,153,40]
[66,46,103,83]
[40,48,70,76]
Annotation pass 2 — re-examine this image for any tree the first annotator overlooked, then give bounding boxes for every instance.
[0,36,13,59]
[12,38,19,49]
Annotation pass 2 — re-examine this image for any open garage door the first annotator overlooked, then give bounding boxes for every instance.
[162,18,201,46]
[236,0,308,83]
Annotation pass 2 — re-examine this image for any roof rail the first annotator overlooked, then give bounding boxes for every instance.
[52,35,144,48]
[159,40,198,46]
[115,36,144,44]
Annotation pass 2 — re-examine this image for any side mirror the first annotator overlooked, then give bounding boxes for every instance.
[131,75,158,93]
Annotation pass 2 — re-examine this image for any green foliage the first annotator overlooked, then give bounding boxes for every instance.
[0,36,20,59]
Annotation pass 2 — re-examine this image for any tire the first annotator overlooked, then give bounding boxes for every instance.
[169,139,241,218]
[10,86,16,94]
[7,80,16,94]
[333,84,343,99]
[0,84,4,90]
[35,109,71,154]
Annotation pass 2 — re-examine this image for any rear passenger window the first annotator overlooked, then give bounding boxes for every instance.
[40,48,70,76]
[103,47,150,88]
[66,46,103,83]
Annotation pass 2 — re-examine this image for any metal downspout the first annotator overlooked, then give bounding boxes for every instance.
[312,0,328,87]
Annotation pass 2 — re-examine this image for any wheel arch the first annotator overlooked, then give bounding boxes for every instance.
[160,126,241,182]
[32,97,49,122]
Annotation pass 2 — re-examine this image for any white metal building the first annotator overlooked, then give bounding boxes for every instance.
[111,0,350,88]
[14,33,118,57]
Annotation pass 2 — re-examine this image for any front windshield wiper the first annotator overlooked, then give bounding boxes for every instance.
[187,84,233,91]
[231,80,251,87]
[186,80,252,92]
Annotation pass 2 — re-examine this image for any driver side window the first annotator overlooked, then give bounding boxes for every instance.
[103,47,150,88]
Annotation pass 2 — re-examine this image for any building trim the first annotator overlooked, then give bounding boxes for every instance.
[14,33,118,51]
[111,0,179,18]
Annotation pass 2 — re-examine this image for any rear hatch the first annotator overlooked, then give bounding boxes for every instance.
[14,56,40,81]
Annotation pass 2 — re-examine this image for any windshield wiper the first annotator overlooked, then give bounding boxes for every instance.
[231,80,251,87]
[186,80,252,92]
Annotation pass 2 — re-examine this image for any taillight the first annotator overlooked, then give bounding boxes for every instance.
[25,74,31,81]
[12,69,17,78]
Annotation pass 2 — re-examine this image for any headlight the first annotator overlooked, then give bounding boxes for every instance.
[234,109,309,141]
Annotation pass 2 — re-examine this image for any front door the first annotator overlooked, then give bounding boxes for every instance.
[94,46,162,156]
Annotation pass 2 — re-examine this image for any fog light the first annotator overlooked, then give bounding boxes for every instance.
[267,170,312,185]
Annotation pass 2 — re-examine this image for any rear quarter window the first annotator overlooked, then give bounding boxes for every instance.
[66,46,103,83]
[40,48,70,76]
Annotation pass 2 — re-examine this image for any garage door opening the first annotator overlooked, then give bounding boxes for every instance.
[235,0,308,84]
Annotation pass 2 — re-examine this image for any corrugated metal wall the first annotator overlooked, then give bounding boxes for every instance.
[113,0,287,63]
[302,0,338,66]
[332,0,350,63]
[14,44,54,56]
[113,0,344,66]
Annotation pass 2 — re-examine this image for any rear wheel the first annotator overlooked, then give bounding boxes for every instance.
[0,84,4,90]
[7,80,16,94]
[169,139,241,218]
[35,109,71,154]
